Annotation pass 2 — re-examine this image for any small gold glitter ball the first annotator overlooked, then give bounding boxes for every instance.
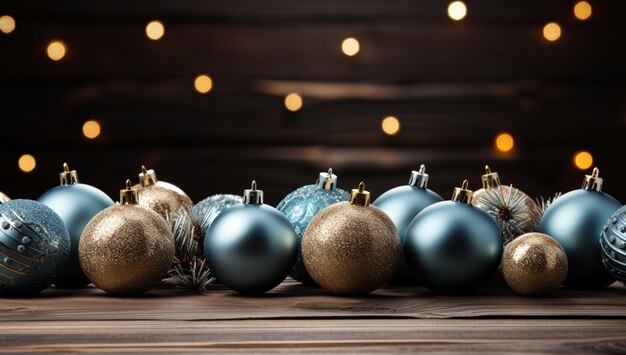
[502,232,568,296]
[134,166,194,220]
[302,183,400,296]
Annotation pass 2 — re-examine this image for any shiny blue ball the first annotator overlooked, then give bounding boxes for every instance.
[601,205,626,284]
[539,189,621,289]
[204,204,297,294]
[38,183,114,287]
[404,201,503,294]
[277,185,349,284]
[0,199,70,296]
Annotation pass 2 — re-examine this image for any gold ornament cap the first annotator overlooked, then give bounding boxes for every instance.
[243,180,264,205]
[408,164,429,188]
[120,179,139,205]
[481,165,501,189]
[316,168,338,190]
[581,167,603,192]
[349,182,371,207]
[138,165,158,187]
[451,179,473,204]
[59,162,79,185]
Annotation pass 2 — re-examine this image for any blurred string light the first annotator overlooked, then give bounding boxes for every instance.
[447,1,467,21]
[0,15,15,34]
[82,119,101,139]
[194,74,213,94]
[543,22,562,42]
[46,40,67,61]
[284,93,303,112]
[381,116,401,136]
[574,1,592,21]
[341,37,360,56]
[18,154,36,173]
[574,151,593,170]
[146,20,165,40]
[495,132,514,153]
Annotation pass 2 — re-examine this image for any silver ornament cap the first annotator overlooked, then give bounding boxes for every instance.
[451,179,473,204]
[408,164,429,188]
[120,180,139,205]
[482,165,501,189]
[138,165,159,187]
[59,162,79,185]
[316,168,337,190]
[243,180,264,205]
[582,167,603,192]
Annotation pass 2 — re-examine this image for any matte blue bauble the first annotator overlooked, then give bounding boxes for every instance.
[37,164,114,287]
[276,169,349,284]
[0,199,70,296]
[373,165,443,283]
[404,182,503,294]
[193,194,242,240]
[204,181,297,294]
[539,168,621,289]
[601,205,626,284]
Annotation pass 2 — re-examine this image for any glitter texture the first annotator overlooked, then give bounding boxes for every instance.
[277,184,349,284]
[301,202,400,295]
[193,194,242,239]
[0,199,70,296]
[79,204,175,295]
[502,232,568,296]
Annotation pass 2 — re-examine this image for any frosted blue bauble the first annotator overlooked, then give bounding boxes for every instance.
[276,170,349,284]
[0,199,70,296]
[193,194,243,239]
[600,205,626,284]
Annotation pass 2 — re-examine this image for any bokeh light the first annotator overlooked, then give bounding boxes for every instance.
[0,15,16,34]
[495,133,514,153]
[448,1,467,21]
[543,22,562,42]
[18,154,36,173]
[82,119,101,139]
[381,116,401,136]
[574,1,592,21]
[284,93,303,112]
[46,40,67,61]
[194,74,213,94]
[574,151,593,170]
[341,37,360,56]
[146,20,165,40]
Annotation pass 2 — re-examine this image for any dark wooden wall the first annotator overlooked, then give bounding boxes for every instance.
[1,1,626,205]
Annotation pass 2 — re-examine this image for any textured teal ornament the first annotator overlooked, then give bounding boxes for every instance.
[204,181,297,294]
[193,194,242,241]
[0,199,70,296]
[277,169,349,284]
[540,168,621,289]
[37,164,114,287]
[404,180,503,294]
[601,205,626,284]
[373,165,443,283]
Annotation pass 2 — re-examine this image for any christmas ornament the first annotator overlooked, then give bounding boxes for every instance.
[373,165,443,283]
[277,169,349,285]
[79,180,175,295]
[0,192,10,203]
[193,194,242,242]
[0,199,70,296]
[539,167,621,289]
[472,166,541,245]
[502,232,568,296]
[404,180,503,294]
[204,181,297,294]
[600,205,626,284]
[37,163,114,287]
[302,182,400,296]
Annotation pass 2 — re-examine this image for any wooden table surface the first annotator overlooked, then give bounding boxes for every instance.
[2,278,626,353]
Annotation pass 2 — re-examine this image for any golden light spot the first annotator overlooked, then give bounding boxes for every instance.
[381,116,401,136]
[284,93,303,112]
[194,74,213,94]
[145,20,165,40]
[447,1,467,21]
[0,15,16,34]
[341,37,360,57]
[82,119,101,139]
[495,133,514,153]
[46,40,67,61]
[543,22,562,42]
[574,151,593,170]
[18,154,36,173]
[574,1,592,21]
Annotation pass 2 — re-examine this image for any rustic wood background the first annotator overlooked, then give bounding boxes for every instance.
[1,1,625,205]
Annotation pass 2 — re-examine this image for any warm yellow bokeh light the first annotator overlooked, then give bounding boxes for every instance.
[0,15,16,34]
[574,1,592,21]
[18,154,36,173]
[284,93,303,112]
[82,119,101,139]
[145,20,165,40]
[574,151,593,170]
[543,22,562,42]
[194,74,213,94]
[381,116,401,136]
[341,37,360,57]
[447,1,467,21]
[495,133,514,153]
[46,40,67,61]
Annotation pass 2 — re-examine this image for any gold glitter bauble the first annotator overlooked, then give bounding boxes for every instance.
[302,183,400,295]
[502,232,568,296]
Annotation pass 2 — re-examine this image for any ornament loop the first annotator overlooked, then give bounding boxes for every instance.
[581,167,603,191]
[139,165,158,187]
[408,164,429,188]
[243,180,264,205]
[481,165,501,189]
[59,162,79,185]
[452,179,473,204]
[316,168,338,190]
[349,181,371,206]
[120,179,139,205]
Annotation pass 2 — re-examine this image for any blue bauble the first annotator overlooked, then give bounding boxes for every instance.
[601,205,626,284]
[276,170,349,284]
[204,182,297,294]
[193,194,242,240]
[539,169,621,289]
[373,166,443,283]
[0,199,70,296]
[404,183,503,294]
[37,165,114,287]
